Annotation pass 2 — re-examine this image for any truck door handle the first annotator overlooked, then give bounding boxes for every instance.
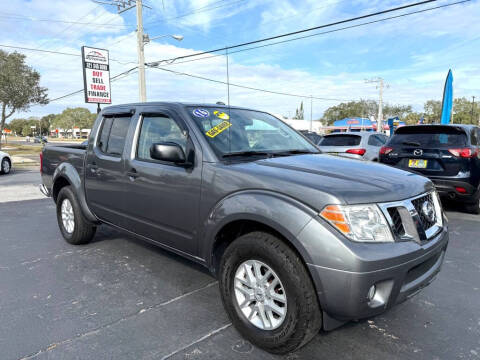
[127,168,139,180]
[90,163,99,174]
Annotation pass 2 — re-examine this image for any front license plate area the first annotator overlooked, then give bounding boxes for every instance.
[408,159,428,168]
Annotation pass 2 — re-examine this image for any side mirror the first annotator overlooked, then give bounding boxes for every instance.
[150,142,187,164]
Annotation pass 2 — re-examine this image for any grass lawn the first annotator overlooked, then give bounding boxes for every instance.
[3,144,44,157]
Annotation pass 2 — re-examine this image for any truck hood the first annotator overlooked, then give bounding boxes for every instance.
[225,154,433,208]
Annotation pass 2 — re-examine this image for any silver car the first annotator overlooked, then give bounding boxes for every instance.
[318,131,388,161]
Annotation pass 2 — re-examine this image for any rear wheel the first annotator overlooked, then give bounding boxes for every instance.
[56,186,96,244]
[464,199,480,215]
[219,232,322,354]
[0,157,11,174]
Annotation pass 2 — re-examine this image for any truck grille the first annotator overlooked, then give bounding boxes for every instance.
[380,191,443,243]
[411,193,436,230]
[387,208,405,236]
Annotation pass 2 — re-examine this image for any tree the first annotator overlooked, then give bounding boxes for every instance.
[321,100,414,125]
[40,114,55,136]
[293,101,304,120]
[452,97,480,124]
[423,100,442,124]
[52,108,95,138]
[0,50,48,148]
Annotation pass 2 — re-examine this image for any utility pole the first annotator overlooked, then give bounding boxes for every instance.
[107,0,147,102]
[366,77,388,133]
[136,0,146,102]
[472,96,476,123]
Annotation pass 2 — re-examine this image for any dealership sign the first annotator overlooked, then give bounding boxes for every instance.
[81,46,111,104]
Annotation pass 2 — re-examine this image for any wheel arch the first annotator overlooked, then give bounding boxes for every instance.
[203,190,318,276]
[52,162,99,223]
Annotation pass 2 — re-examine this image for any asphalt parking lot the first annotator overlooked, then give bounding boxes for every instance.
[1,169,479,360]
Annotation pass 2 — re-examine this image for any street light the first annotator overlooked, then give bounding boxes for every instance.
[143,34,184,44]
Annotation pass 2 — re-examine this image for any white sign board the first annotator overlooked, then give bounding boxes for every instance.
[81,46,111,104]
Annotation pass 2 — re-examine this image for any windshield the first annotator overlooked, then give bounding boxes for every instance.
[390,127,467,147]
[320,134,361,146]
[188,107,318,157]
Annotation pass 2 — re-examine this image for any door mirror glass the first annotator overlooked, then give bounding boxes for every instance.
[150,142,186,164]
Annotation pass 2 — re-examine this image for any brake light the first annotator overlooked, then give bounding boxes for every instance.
[40,153,43,174]
[379,146,393,155]
[346,148,366,156]
[455,186,467,194]
[448,148,477,158]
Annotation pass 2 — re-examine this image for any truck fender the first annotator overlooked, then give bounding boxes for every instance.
[201,190,319,272]
[53,162,99,223]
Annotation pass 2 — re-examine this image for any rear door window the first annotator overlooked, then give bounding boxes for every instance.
[320,135,361,146]
[368,135,383,146]
[97,115,131,156]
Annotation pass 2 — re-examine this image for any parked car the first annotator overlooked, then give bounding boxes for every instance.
[34,136,48,143]
[318,131,388,161]
[379,124,480,214]
[0,151,12,175]
[299,130,323,145]
[40,103,448,354]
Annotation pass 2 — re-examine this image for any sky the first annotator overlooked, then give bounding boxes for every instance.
[1,0,479,121]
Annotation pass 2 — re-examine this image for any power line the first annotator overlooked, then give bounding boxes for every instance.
[48,66,138,103]
[158,0,470,68]
[0,44,137,65]
[147,0,465,66]
[143,0,245,26]
[0,13,129,27]
[147,65,352,102]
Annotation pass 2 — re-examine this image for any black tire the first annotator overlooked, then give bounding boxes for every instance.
[0,157,11,175]
[56,186,96,245]
[219,231,322,354]
[464,199,480,215]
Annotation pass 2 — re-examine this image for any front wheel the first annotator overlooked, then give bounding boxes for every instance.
[0,157,11,174]
[219,232,322,354]
[56,186,96,244]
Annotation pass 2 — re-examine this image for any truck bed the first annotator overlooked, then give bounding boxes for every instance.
[41,144,87,191]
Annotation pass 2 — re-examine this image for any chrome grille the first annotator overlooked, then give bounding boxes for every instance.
[387,208,405,236]
[379,191,443,243]
[411,193,436,230]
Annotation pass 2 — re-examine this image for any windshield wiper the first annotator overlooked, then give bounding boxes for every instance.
[402,141,421,146]
[222,151,272,158]
[272,149,319,156]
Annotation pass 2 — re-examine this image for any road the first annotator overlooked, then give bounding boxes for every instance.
[0,170,479,360]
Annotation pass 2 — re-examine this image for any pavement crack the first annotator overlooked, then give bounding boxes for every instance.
[17,281,218,360]
[157,323,232,360]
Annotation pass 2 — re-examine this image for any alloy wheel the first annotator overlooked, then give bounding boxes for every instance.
[61,198,75,234]
[233,259,287,330]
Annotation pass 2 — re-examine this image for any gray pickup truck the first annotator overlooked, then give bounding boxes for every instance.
[40,102,448,354]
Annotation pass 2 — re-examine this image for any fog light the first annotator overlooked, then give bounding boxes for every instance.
[367,285,376,301]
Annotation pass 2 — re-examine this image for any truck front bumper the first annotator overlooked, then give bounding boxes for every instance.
[307,227,448,329]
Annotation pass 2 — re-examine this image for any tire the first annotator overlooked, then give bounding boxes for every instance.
[56,186,96,244]
[219,231,322,354]
[0,157,11,175]
[464,199,480,215]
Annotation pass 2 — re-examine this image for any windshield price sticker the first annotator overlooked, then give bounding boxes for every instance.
[213,110,230,120]
[193,108,210,118]
[81,46,111,104]
[206,120,232,138]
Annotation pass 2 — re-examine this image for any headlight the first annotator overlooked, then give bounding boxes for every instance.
[320,204,394,243]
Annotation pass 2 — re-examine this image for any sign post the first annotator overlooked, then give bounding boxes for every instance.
[81,46,111,112]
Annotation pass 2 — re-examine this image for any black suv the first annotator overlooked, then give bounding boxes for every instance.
[380,124,480,213]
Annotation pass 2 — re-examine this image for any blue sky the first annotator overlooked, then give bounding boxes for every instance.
[2,0,479,120]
